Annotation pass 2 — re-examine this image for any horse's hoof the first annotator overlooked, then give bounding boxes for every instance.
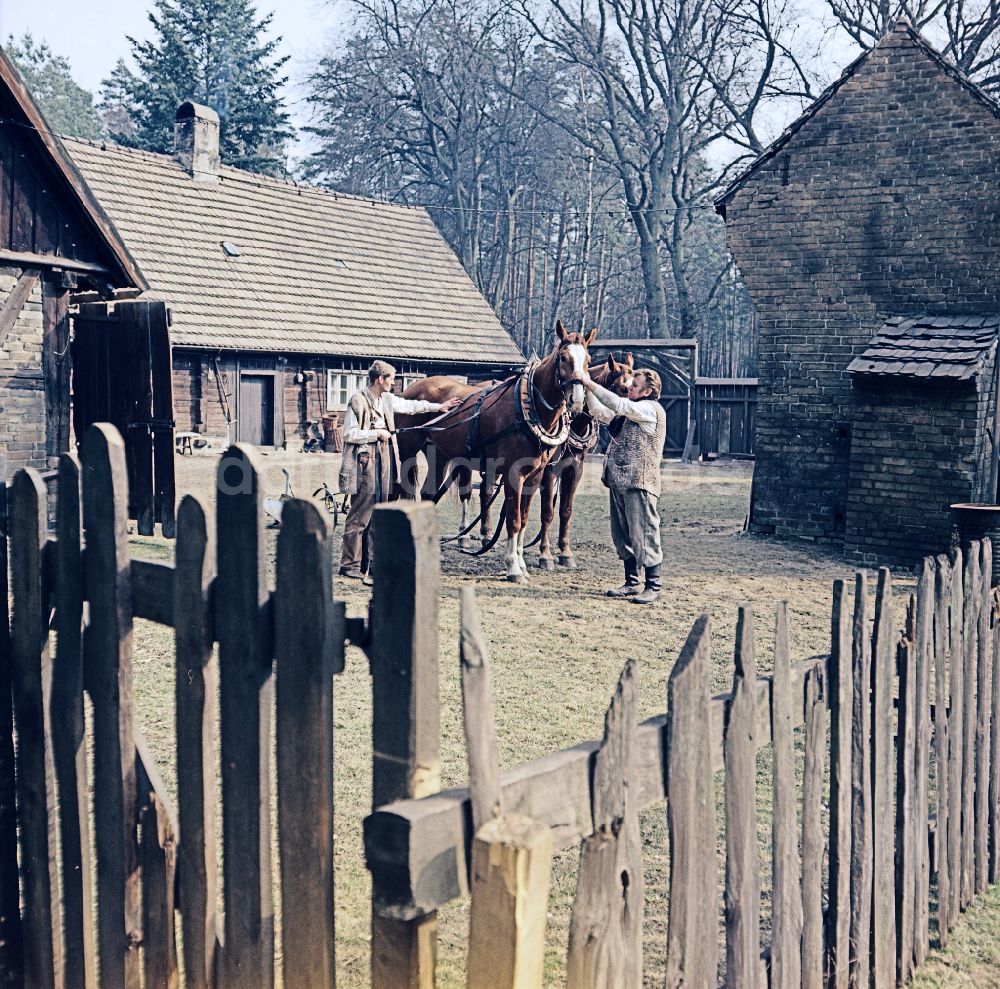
[457,535,472,550]
[480,538,492,551]
[537,557,555,570]
[558,555,578,569]
[506,573,525,584]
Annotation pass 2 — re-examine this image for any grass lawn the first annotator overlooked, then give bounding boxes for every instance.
[120,449,1000,986]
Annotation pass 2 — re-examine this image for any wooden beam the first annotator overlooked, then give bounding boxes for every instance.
[0,250,111,277]
[365,655,826,919]
[0,270,40,347]
[592,338,698,349]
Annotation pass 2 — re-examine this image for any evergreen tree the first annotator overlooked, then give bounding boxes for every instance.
[101,0,293,175]
[5,33,102,140]
[97,59,141,144]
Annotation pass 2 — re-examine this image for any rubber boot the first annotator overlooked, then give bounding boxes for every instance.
[632,563,662,605]
[606,557,640,597]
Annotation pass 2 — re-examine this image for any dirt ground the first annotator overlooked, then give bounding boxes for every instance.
[124,449,997,987]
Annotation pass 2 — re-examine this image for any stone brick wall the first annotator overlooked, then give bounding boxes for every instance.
[0,266,48,476]
[722,25,1000,549]
[845,369,993,566]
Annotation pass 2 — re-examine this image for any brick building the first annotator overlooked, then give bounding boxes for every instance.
[716,22,1000,565]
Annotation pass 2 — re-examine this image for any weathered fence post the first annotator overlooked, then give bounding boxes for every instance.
[895,596,916,984]
[9,468,59,989]
[665,615,717,989]
[913,560,933,965]
[947,548,964,927]
[801,661,825,989]
[461,589,553,989]
[51,454,96,989]
[975,540,993,895]
[276,499,342,989]
[370,502,441,989]
[566,656,643,989]
[724,606,761,989]
[82,423,141,989]
[990,576,1000,885]
[849,572,873,989]
[934,554,952,944]
[771,602,802,989]
[174,494,218,989]
[827,579,852,988]
[216,444,274,989]
[961,543,979,909]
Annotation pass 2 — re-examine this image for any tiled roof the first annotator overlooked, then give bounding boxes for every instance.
[847,315,1000,381]
[64,138,523,364]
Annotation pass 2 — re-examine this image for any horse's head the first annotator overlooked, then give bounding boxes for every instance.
[554,320,597,413]
[603,351,635,396]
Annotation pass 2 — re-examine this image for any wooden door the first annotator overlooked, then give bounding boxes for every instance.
[238,375,274,446]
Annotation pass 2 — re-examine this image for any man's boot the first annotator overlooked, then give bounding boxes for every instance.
[632,564,662,605]
[606,557,640,597]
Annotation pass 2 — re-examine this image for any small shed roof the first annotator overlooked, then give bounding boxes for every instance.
[847,314,1000,381]
[64,138,523,365]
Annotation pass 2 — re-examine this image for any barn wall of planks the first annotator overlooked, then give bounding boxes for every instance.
[6,420,1000,987]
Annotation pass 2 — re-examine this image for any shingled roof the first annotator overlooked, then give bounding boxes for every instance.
[847,315,1000,381]
[63,138,523,365]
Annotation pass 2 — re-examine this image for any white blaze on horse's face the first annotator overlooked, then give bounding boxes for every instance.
[565,343,587,413]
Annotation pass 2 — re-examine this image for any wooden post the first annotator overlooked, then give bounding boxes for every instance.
[665,615,717,989]
[990,579,1000,885]
[51,455,96,989]
[82,424,141,989]
[801,664,825,989]
[827,579,852,988]
[370,502,441,989]
[174,495,218,989]
[216,444,274,989]
[849,572,873,989]
[871,568,896,988]
[724,606,761,989]
[0,460,23,986]
[462,590,554,989]
[895,596,916,985]
[276,499,341,989]
[8,469,59,989]
[961,544,979,908]
[934,555,952,943]
[948,549,964,927]
[975,540,993,895]
[566,658,643,989]
[771,602,802,989]
[913,560,933,965]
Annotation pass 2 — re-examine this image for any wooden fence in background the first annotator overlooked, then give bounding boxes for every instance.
[695,377,757,458]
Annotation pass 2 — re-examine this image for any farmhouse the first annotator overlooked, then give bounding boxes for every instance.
[717,22,1000,565]
[63,103,523,451]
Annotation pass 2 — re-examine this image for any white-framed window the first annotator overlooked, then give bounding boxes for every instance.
[400,373,427,393]
[326,370,367,411]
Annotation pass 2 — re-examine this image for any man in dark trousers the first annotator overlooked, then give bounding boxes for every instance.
[580,366,667,604]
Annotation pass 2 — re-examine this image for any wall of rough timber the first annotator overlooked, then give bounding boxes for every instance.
[722,26,1000,548]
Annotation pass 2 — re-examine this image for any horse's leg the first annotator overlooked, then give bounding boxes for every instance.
[479,473,493,550]
[455,464,473,550]
[503,474,524,582]
[536,464,556,570]
[518,470,542,577]
[557,455,584,568]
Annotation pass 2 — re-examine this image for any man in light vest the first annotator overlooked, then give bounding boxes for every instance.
[338,360,459,582]
[579,366,667,604]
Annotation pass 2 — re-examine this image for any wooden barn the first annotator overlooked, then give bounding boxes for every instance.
[63,103,523,451]
[717,22,1000,565]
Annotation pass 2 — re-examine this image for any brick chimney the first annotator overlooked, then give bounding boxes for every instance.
[174,102,220,182]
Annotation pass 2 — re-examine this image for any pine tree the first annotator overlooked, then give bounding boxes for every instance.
[5,33,102,140]
[101,0,293,175]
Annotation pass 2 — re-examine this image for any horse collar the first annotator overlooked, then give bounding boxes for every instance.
[521,361,571,448]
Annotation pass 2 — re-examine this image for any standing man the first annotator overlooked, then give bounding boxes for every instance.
[338,360,460,580]
[580,367,667,604]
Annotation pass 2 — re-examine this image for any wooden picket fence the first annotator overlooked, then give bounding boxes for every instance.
[367,536,1000,987]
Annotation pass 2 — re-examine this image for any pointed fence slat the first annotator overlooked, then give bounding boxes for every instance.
[567,658,643,989]
[461,589,553,989]
[276,499,340,989]
[934,555,952,944]
[724,606,761,989]
[216,444,274,989]
[8,469,59,989]
[665,615,717,989]
[895,596,916,985]
[975,540,993,895]
[0,461,22,985]
[961,543,979,909]
[990,578,1000,885]
[174,495,218,989]
[849,572,873,989]
[82,424,141,989]
[801,664,825,989]
[827,579,852,989]
[947,548,964,928]
[771,602,802,989]
[914,561,933,965]
[51,454,96,989]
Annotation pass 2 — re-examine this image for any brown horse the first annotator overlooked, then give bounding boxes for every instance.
[535,351,634,569]
[395,322,595,581]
